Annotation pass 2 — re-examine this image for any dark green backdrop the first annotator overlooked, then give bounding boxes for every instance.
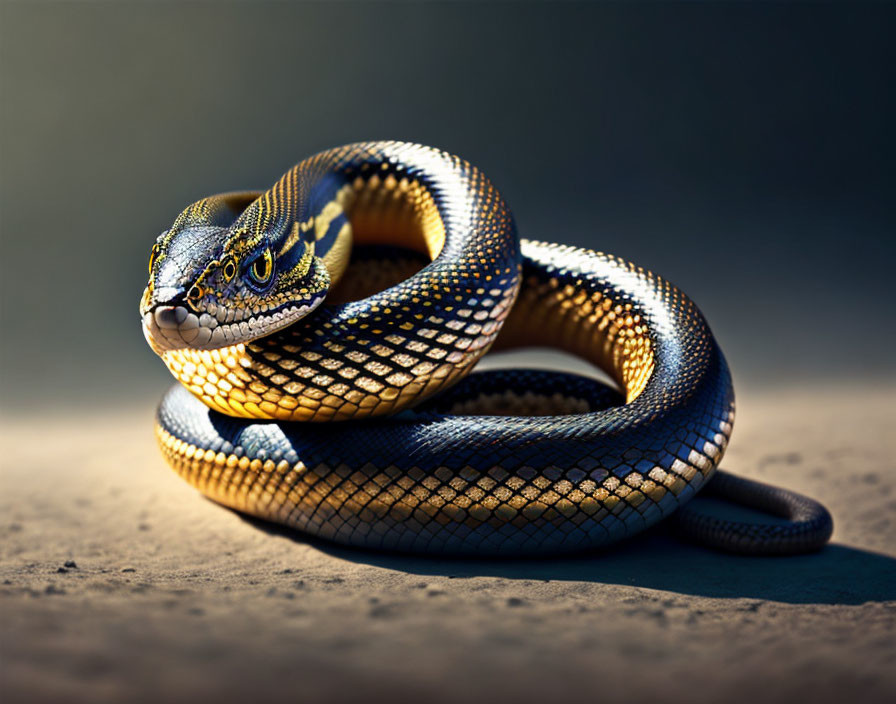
[1,2,893,409]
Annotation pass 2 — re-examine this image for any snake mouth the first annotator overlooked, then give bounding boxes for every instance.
[141,294,325,353]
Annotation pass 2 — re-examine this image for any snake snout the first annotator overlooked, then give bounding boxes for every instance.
[142,291,328,356]
[142,303,211,353]
[153,305,188,329]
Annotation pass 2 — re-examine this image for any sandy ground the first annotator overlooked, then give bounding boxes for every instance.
[1,381,894,704]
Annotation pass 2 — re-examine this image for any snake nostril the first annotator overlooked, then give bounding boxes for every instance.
[154,305,188,329]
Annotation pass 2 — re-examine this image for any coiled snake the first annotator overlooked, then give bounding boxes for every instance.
[140,141,832,555]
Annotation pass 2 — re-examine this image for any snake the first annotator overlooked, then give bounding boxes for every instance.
[139,141,832,556]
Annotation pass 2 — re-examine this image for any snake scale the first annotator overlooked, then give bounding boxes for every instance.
[140,141,832,556]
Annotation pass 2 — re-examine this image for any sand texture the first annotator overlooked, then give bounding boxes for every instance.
[1,383,894,704]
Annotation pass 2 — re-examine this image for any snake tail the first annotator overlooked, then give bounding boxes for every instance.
[674,470,834,555]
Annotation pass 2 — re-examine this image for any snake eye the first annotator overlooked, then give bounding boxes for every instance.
[148,244,161,276]
[246,247,274,288]
[187,284,204,302]
[222,259,236,281]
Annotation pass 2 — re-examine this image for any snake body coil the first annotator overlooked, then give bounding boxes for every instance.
[140,142,831,555]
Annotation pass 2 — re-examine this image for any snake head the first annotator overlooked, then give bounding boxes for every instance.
[140,192,330,353]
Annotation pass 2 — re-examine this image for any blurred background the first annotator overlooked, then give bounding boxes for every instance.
[1,1,893,410]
